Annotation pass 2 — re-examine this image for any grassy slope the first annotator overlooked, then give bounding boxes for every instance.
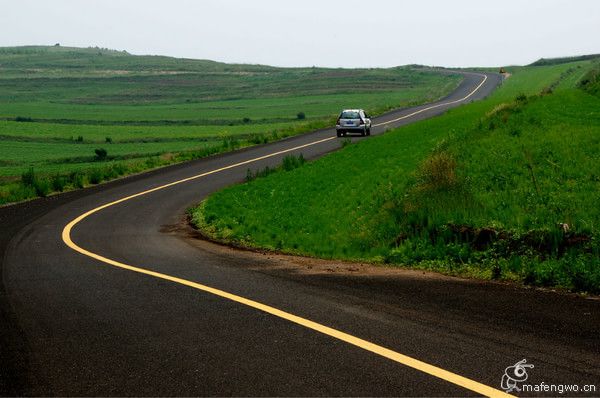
[193,60,600,294]
[0,46,461,204]
[530,54,600,66]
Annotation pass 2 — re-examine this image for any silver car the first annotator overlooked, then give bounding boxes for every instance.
[336,109,372,137]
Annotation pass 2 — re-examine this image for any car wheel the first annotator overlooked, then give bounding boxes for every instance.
[367,128,371,136]
[361,129,366,137]
[337,131,342,137]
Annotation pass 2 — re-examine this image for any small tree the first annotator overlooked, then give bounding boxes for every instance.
[21,167,36,186]
[95,148,108,161]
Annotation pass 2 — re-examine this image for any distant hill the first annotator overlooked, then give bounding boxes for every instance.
[530,54,600,66]
[0,45,456,105]
[0,45,277,74]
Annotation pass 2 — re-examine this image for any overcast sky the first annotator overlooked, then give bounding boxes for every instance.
[2,0,599,68]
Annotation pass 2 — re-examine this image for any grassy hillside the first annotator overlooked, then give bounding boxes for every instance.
[0,46,461,204]
[530,54,600,66]
[193,59,600,294]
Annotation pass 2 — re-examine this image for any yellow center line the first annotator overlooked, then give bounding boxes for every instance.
[62,73,511,397]
[372,73,488,127]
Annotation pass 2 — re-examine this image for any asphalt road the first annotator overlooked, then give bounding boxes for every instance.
[2,71,599,397]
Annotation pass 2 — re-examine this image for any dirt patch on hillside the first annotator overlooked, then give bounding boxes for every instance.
[160,217,461,282]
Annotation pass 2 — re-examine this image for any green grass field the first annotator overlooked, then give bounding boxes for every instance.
[0,45,461,204]
[193,59,600,294]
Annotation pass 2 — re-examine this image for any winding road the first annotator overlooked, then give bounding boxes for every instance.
[2,72,599,396]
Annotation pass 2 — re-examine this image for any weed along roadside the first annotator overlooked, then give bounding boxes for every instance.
[192,59,600,295]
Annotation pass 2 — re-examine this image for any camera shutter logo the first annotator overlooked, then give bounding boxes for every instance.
[501,359,534,392]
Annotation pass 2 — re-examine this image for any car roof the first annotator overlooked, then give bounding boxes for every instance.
[341,109,362,112]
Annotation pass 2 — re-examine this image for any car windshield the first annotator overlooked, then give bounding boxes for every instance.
[340,111,360,119]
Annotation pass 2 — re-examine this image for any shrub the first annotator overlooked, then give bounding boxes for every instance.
[33,178,50,197]
[282,154,305,171]
[1,183,35,205]
[105,137,113,144]
[242,117,251,124]
[76,135,84,142]
[416,151,458,192]
[69,171,86,188]
[247,134,264,145]
[51,174,67,192]
[21,167,36,186]
[88,168,104,184]
[515,93,528,103]
[145,157,158,168]
[94,148,108,161]
[221,137,240,150]
[20,168,50,197]
[297,112,306,120]
[111,162,127,176]
[103,165,119,180]
[568,255,600,294]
